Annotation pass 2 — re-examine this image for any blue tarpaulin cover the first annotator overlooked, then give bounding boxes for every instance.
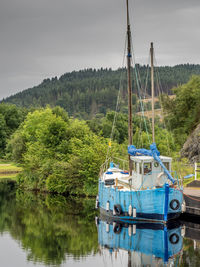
[128,143,160,157]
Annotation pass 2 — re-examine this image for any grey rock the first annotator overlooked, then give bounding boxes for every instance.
[181,124,200,163]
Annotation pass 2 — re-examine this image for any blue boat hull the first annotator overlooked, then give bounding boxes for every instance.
[98,180,183,222]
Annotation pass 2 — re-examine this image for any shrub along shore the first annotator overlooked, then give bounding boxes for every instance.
[0,75,199,196]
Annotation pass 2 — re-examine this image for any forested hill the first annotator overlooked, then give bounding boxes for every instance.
[3,64,200,119]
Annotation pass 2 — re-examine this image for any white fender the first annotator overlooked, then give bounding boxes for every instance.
[182,199,186,213]
[106,223,109,233]
[128,205,132,216]
[106,201,110,212]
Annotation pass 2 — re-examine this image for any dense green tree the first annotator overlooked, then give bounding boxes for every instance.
[0,114,7,155]
[0,103,27,156]
[87,111,152,144]
[161,75,200,147]
[0,103,26,134]
[132,125,178,155]
[2,65,200,119]
[9,107,108,195]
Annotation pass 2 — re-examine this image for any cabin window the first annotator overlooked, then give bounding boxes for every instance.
[144,163,152,174]
[154,162,159,168]
[132,162,137,172]
[139,163,142,174]
[163,162,170,171]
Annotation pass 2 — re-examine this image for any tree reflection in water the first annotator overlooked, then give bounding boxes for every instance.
[0,181,200,266]
[0,181,98,265]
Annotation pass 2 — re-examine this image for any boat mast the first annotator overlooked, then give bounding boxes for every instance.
[126,0,133,174]
[150,42,155,143]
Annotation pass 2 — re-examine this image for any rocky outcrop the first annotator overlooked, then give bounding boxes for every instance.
[181,124,200,163]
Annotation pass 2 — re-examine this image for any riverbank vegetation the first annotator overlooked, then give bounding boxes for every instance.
[0,74,199,196]
[8,107,110,195]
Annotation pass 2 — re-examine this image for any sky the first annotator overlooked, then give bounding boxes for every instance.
[0,0,200,99]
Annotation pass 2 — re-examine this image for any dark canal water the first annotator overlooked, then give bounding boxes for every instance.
[0,181,199,267]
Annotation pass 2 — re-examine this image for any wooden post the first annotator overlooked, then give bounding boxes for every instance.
[150,42,155,143]
[195,162,197,180]
[194,240,197,250]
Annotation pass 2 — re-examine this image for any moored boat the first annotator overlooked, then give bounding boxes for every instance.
[96,0,184,223]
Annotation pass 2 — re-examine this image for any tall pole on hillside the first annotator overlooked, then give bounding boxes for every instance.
[150,42,155,143]
[126,0,133,175]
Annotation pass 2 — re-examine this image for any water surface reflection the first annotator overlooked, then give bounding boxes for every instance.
[97,216,183,266]
[0,181,98,266]
[0,181,199,266]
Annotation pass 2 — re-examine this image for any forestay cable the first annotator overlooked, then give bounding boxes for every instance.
[105,34,127,162]
[130,42,151,145]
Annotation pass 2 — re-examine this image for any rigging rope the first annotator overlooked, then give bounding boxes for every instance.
[138,52,154,145]
[105,34,127,164]
[154,54,175,156]
[135,56,151,148]
[130,41,151,145]
[143,56,150,99]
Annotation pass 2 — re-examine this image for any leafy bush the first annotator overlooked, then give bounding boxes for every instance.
[9,107,108,196]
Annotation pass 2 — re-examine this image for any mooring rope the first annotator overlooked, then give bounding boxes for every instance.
[183,193,200,202]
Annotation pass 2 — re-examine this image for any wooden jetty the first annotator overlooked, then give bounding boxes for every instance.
[183,180,200,217]
[183,220,200,241]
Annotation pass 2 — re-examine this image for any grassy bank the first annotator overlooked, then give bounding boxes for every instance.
[0,160,22,181]
[172,159,200,187]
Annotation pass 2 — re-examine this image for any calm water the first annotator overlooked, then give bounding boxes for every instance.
[0,181,199,267]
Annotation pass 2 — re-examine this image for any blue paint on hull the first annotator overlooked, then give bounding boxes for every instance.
[164,183,169,221]
[97,219,183,263]
[98,180,183,222]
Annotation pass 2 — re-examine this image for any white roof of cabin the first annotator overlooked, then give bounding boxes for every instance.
[130,155,172,163]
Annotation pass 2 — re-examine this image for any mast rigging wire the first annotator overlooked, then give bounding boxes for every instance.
[104,34,127,163]
[130,41,151,145]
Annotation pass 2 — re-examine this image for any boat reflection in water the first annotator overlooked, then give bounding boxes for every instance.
[96,216,184,266]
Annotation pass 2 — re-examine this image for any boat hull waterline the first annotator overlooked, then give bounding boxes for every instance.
[97,180,183,223]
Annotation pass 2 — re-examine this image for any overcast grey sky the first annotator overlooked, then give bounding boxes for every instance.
[0,0,200,99]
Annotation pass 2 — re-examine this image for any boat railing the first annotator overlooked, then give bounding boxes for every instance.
[99,157,111,178]
[170,170,182,188]
[99,157,129,178]
[100,159,182,189]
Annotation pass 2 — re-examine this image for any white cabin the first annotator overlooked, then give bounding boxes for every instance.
[130,155,172,189]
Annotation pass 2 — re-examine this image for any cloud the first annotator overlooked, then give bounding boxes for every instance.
[0,0,200,99]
